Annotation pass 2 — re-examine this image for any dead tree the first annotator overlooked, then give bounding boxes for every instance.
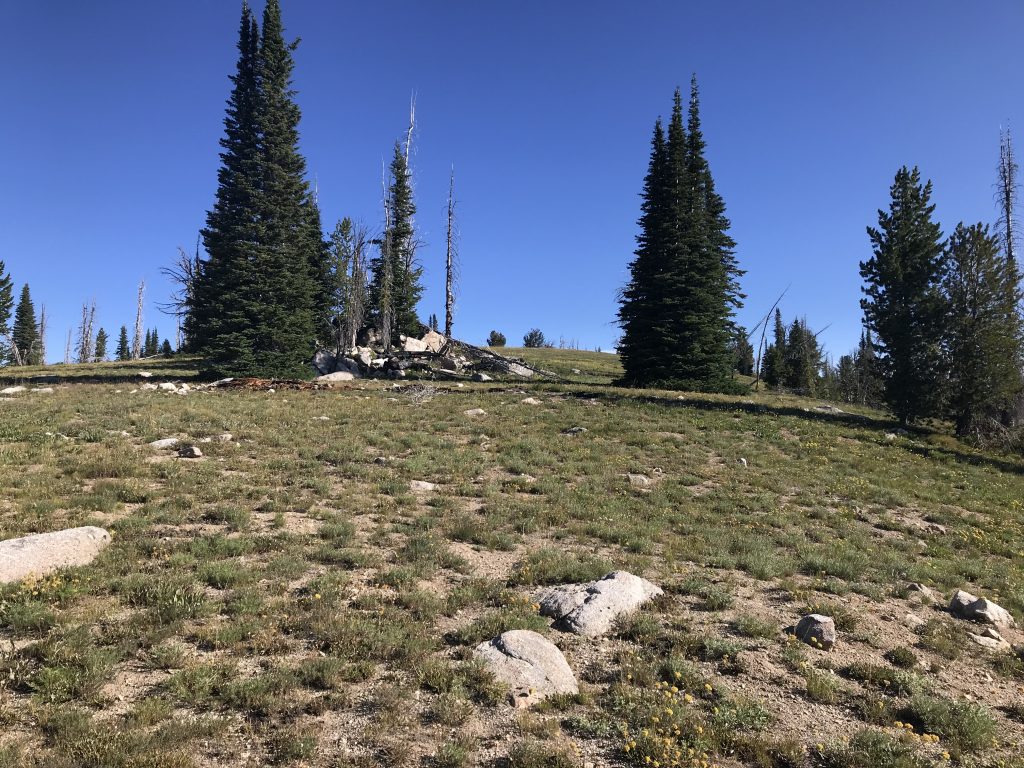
[132,281,145,359]
[445,166,459,338]
[159,243,200,347]
[76,300,96,363]
[997,127,1020,267]
[37,305,47,363]
[64,329,72,365]
[379,165,395,351]
[347,222,369,350]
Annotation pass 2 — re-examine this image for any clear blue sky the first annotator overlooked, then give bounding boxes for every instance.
[2,1,1022,362]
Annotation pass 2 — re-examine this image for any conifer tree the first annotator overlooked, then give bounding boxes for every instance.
[617,81,742,392]
[762,309,787,388]
[116,326,130,361]
[12,284,40,365]
[782,318,819,395]
[732,326,754,376]
[861,167,947,424]
[853,328,883,406]
[370,142,423,343]
[94,328,108,361]
[161,339,173,356]
[193,1,321,378]
[0,261,13,363]
[942,222,1024,436]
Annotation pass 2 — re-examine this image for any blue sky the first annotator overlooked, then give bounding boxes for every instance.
[2,1,1022,362]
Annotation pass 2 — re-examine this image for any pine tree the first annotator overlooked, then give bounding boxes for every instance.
[94,328,108,361]
[193,1,320,378]
[116,326,130,361]
[782,318,819,395]
[732,326,754,376]
[12,284,40,365]
[861,167,947,424]
[853,328,883,406]
[617,82,741,392]
[0,260,13,363]
[762,309,788,388]
[836,354,858,403]
[942,222,1024,436]
[370,142,423,343]
[161,339,173,356]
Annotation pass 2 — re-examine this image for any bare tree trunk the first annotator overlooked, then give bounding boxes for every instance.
[349,223,368,350]
[37,305,47,363]
[380,165,394,351]
[998,127,1019,267]
[445,166,458,338]
[64,329,72,365]
[132,281,145,359]
[76,300,96,363]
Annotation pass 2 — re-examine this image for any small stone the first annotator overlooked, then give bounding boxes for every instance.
[521,397,542,405]
[814,404,845,415]
[472,373,493,382]
[140,383,158,391]
[970,633,1011,652]
[904,613,926,630]
[884,433,898,442]
[139,371,152,378]
[409,480,437,492]
[32,387,54,394]
[158,382,178,391]
[562,426,588,435]
[907,582,935,599]
[628,473,652,489]
[464,408,487,417]
[794,614,837,651]
[473,630,578,708]
[738,457,748,467]
[950,590,1016,627]
[148,438,180,450]
[571,368,581,374]
[0,386,26,395]
[317,371,355,386]
[177,445,203,459]
[214,433,233,443]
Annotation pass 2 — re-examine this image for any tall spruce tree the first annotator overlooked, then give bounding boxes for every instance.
[617,82,741,392]
[861,167,947,424]
[761,309,787,388]
[942,222,1024,436]
[94,328,108,361]
[782,318,819,395]
[370,142,423,343]
[116,326,130,361]
[193,1,321,378]
[0,261,13,363]
[12,284,40,365]
[853,327,883,406]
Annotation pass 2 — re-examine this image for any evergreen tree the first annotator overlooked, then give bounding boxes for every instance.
[12,284,40,365]
[161,339,173,356]
[861,167,947,424]
[328,218,353,354]
[523,329,546,348]
[762,309,788,388]
[369,142,423,343]
[617,82,742,392]
[942,222,1024,436]
[116,326,130,361]
[193,1,320,378]
[487,330,506,347]
[782,318,820,395]
[836,354,858,403]
[732,326,754,376]
[144,329,158,357]
[0,260,13,363]
[94,328,108,361]
[853,328,883,406]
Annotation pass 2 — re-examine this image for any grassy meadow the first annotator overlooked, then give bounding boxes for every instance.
[1,349,1022,767]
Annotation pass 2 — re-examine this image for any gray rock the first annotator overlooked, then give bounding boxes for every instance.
[402,336,428,353]
[538,571,663,637]
[464,408,487,417]
[473,630,578,708]
[507,363,534,378]
[472,373,493,382]
[177,445,203,459]
[628,474,652,489]
[409,480,437,492]
[158,382,178,392]
[794,614,837,651]
[0,526,111,584]
[421,330,446,353]
[317,371,355,386]
[138,371,153,378]
[0,386,26,395]
[813,405,845,415]
[140,383,158,391]
[950,590,1016,627]
[148,437,180,450]
[970,627,1011,652]
[32,387,54,394]
[312,350,336,375]
[521,397,542,405]
[562,426,587,435]
[904,613,927,630]
[334,357,362,377]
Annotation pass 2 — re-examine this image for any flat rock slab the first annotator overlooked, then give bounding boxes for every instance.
[0,386,26,395]
[0,526,111,584]
[537,571,663,637]
[474,630,578,708]
[148,438,180,450]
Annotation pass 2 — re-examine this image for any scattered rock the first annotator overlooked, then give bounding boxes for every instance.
[521,397,542,405]
[907,582,935,600]
[904,613,927,630]
[317,371,355,386]
[738,457,748,467]
[409,480,437,492]
[538,571,663,637]
[562,426,588,435]
[148,438,180,450]
[158,382,178,392]
[884,433,898,442]
[0,386,26,395]
[970,627,1011,652]
[32,387,54,394]
[571,368,581,374]
[0,526,111,584]
[794,614,837,651]
[473,630,578,708]
[139,371,153,378]
[421,330,447,353]
[140,383,158,391]
[177,445,203,459]
[950,590,1016,627]
[312,350,336,375]
[507,363,535,378]
[813,405,845,415]
[401,335,429,353]
[472,373,493,382]
[464,408,487,417]
[627,474,652,489]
